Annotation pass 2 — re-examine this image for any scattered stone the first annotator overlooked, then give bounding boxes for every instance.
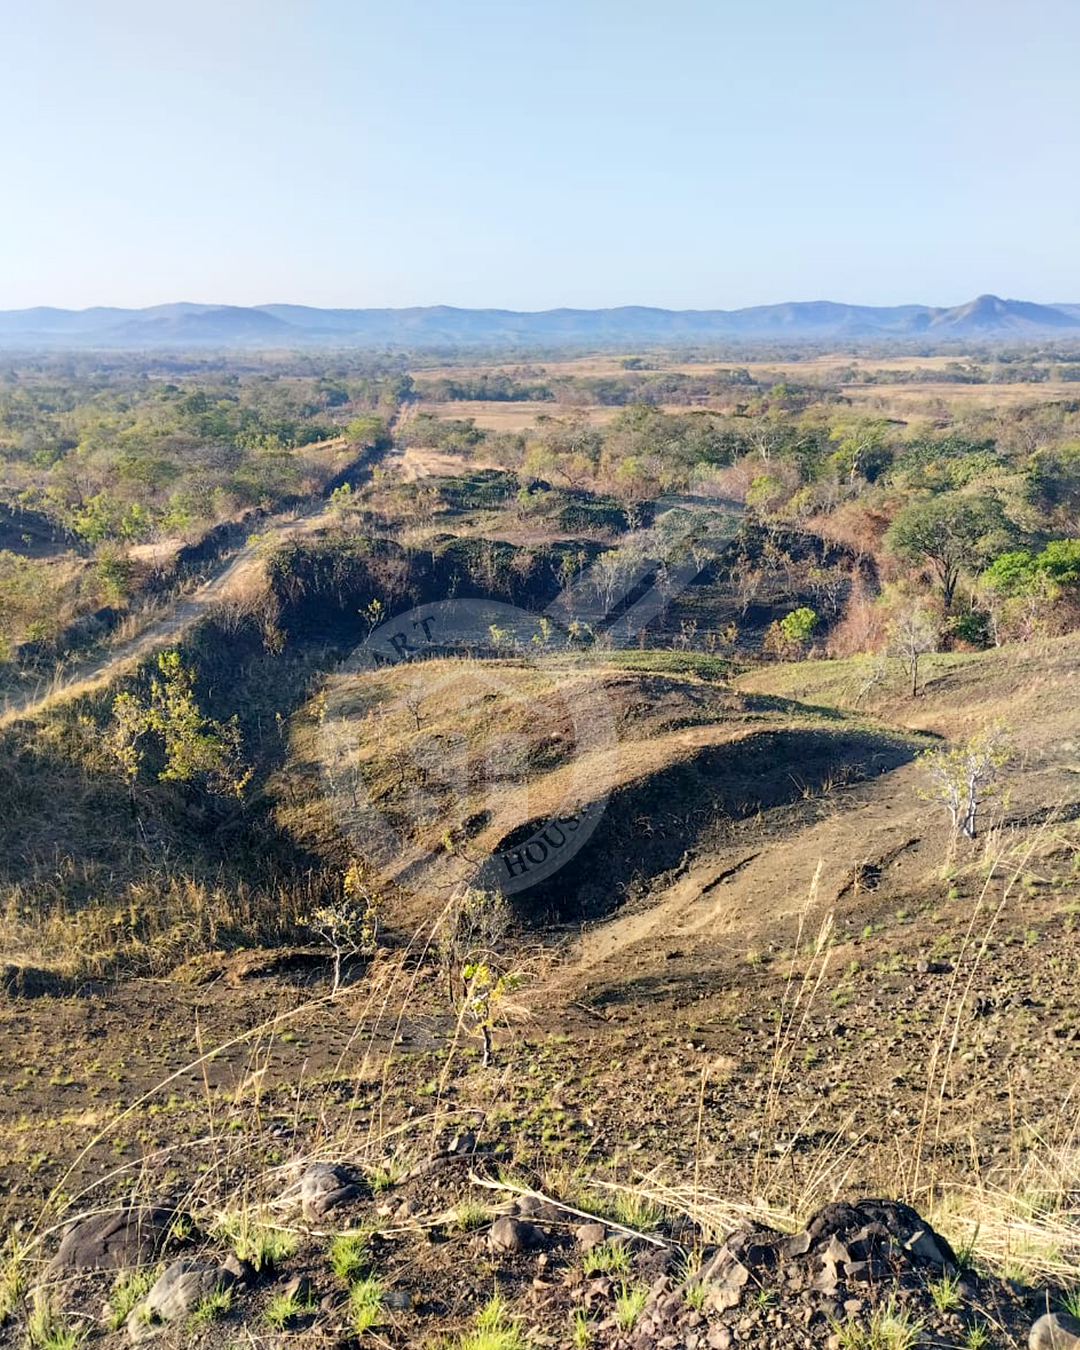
[1031,1312,1080,1349]
[299,1162,360,1220]
[488,1216,545,1253]
[46,1205,179,1275]
[447,1129,476,1155]
[575,1222,608,1250]
[141,1259,235,1324]
[384,1288,412,1311]
[221,1252,255,1288]
[282,1274,313,1306]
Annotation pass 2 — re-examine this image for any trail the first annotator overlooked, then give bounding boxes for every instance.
[0,435,394,726]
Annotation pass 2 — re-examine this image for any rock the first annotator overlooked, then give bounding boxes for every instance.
[1030,1313,1080,1349]
[383,1288,412,1311]
[575,1222,608,1250]
[299,1162,360,1220]
[221,1252,255,1288]
[700,1244,751,1312]
[282,1274,312,1306]
[903,1226,954,1269]
[46,1206,179,1275]
[141,1259,235,1323]
[447,1130,476,1155]
[488,1216,544,1253]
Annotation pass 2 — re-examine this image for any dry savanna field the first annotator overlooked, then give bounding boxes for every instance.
[1,343,1080,1350]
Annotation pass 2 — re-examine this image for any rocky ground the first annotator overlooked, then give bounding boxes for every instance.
[10,1153,1080,1350]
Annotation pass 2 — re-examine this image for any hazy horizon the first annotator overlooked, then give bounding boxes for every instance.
[3,292,1078,317]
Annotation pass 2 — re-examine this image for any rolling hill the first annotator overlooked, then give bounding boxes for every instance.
[0,294,1078,348]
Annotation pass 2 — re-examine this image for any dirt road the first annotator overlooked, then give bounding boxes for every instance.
[0,441,390,726]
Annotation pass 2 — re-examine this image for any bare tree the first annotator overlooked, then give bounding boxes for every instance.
[889,601,939,697]
[918,724,1011,840]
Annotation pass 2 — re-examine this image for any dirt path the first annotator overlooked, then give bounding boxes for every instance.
[0,439,394,726]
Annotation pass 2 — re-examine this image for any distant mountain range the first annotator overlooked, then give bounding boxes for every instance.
[2,295,1080,349]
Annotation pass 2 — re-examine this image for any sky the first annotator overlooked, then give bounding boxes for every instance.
[1,0,1078,312]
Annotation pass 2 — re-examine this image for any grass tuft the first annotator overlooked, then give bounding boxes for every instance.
[216,1208,297,1272]
[349,1275,385,1335]
[106,1269,156,1331]
[25,1293,86,1350]
[828,1296,924,1350]
[613,1282,647,1331]
[330,1228,372,1283]
[581,1239,631,1275]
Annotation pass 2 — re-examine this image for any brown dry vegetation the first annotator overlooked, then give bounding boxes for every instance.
[2,359,1080,1348]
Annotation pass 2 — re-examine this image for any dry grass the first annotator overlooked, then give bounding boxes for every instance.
[417,401,628,432]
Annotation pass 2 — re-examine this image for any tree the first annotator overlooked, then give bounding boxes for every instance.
[109,650,251,800]
[1036,537,1080,587]
[460,961,523,1067]
[918,724,1011,839]
[827,417,892,483]
[307,859,382,992]
[434,886,513,1007]
[885,494,1007,610]
[889,601,939,697]
[779,606,818,647]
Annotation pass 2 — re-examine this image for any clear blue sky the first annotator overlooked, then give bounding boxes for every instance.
[2,0,1078,311]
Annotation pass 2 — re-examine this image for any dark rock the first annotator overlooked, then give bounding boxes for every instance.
[47,1206,179,1275]
[282,1274,313,1306]
[488,1216,544,1253]
[221,1252,255,1288]
[299,1162,360,1220]
[1030,1312,1080,1349]
[575,1222,608,1249]
[141,1259,235,1323]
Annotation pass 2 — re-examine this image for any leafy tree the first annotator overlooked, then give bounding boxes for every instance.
[779,606,818,646]
[1036,537,1080,587]
[827,417,893,483]
[764,607,818,660]
[461,961,523,1067]
[110,650,251,800]
[885,494,1007,609]
[981,549,1039,597]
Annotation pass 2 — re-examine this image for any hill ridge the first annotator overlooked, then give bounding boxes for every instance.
[0,293,1077,347]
